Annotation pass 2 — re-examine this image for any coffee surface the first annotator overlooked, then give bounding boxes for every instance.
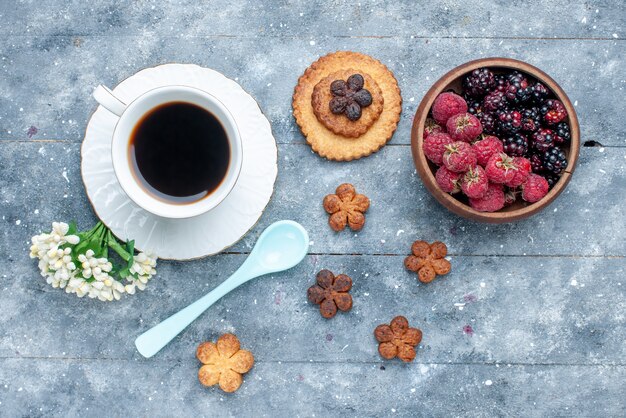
[129,102,230,203]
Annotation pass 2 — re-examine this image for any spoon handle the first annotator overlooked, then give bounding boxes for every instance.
[135,264,257,358]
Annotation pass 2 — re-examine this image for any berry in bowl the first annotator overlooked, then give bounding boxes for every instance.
[411,58,579,223]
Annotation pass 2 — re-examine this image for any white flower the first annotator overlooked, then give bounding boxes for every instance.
[30,232,52,259]
[130,252,157,282]
[66,277,90,297]
[30,221,157,301]
[127,251,157,292]
[124,283,136,294]
[66,265,125,302]
[78,250,112,280]
[29,222,80,290]
[39,245,78,288]
[51,222,79,245]
[30,223,79,258]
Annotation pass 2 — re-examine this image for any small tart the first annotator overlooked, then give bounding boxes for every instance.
[311,69,384,138]
[293,51,402,161]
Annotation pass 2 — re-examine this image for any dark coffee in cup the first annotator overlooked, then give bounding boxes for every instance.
[129,102,230,204]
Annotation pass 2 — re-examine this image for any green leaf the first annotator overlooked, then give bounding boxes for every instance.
[72,239,88,254]
[126,239,135,256]
[125,240,136,270]
[119,267,130,280]
[67,221,78,236]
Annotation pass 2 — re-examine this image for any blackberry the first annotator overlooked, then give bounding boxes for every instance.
[494,74,507,93]
[539,99,567,125]
[542,147,568,174]
[520,107,541,133]
[544,174,560,189]
[498,109,522,134]
[463,68,496,97]
[505,71,530,105]
[530,154,544,173]
[502,133,529,157]
[554,122,571,145]
[532,128,556,152]
[531,82,550,104]
[483,90,508,112]
[466,98,483,116]
[506,71,526,83]
[514,86,533,104]
[478,112,498,135]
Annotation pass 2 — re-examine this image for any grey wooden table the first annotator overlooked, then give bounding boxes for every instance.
[1,1,625,416]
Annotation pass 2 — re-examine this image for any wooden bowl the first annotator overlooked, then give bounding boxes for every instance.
[411,58,580,223]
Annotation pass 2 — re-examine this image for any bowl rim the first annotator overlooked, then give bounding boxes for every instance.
[410,57,580,223]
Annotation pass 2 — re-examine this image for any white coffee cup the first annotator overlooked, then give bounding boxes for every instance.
[93,85,243,219]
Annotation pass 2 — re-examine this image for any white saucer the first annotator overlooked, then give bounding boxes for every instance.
[81,64,277,260]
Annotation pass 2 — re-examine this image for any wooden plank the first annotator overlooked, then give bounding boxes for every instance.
[2,143,624,257]
[0,358,623,416]
[0,0,622,39]
[0,36,623,146]
[2,253,624,364]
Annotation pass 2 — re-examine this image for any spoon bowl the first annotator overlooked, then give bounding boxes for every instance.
[252,220,310,273]
[135,220,309,358]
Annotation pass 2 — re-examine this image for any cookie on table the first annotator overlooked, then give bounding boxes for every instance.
[293,51,402,161]
[197,334,254,393]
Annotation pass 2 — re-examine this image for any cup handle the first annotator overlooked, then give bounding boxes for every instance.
[93,85,127,117]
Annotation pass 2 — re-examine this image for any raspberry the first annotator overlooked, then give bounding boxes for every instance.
[502,133,529,157]
[423,118,443,140]
[443,141,477,173]
[554,122,571,145]
[472,135,504,167]
[463,68,496,97]
[540,99,567,125]
[469,182,505,212]
[461,166,489,199]
[423,132,455,165]
[432,92,468,125]
[435,166,462,194]
[478,112,498,135]
[505,157,531,188]
[483,90,508,112]
[542,147,568,174]
[504,188,517,207]
[530,82,550,104]
[520,107,541,133]
[498,110,522,134]
[485,153,517,184]
[532,129,555,152]
[521,173,549,203]
[446,112,483,142]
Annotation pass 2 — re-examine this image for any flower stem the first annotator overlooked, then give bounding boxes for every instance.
[81,221,106,243]
[106,230,131,262]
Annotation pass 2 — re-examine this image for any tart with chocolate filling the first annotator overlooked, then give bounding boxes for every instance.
[311,69,384,138]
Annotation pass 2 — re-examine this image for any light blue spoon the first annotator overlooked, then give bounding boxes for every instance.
[135,220,309,358]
